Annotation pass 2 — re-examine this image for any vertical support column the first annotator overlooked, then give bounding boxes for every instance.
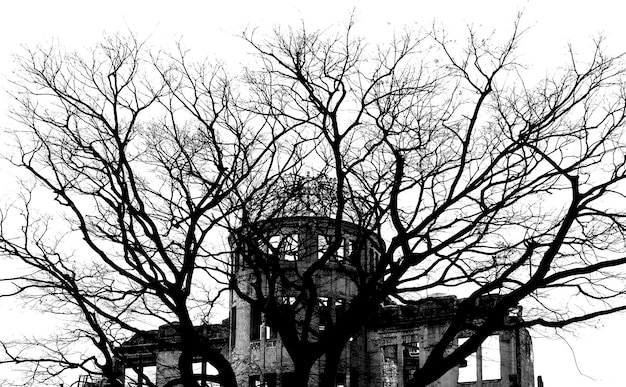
[476,345,482,387]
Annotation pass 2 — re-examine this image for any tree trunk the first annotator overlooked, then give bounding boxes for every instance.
[318,348,342,387]
[293,362,313,387]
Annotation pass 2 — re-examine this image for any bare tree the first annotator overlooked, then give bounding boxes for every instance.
[0,35,292,387]
[228,18,626,387]
[5,17,626,387]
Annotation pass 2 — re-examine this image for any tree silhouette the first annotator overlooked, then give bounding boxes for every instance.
[3,17,626,387]
[230,18,626,387]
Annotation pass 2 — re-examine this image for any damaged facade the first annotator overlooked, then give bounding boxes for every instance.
[115,216,535,387]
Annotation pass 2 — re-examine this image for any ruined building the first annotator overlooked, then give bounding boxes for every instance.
[116,214,535,387]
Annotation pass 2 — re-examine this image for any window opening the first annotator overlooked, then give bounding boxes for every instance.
[249,374,276,387]
[250,305,262,340]
[336,238,345,261]
[318,297,331,332]
[283,233,299,261]
[335,298,346,319]
[230,306,237,347]
[264,373,277,387]
[457,335,501,383]
[318,235,350,261]
[250,305,276,340]
[482,335,501,380]
[336,373,346,387]
[192,361,216,387]
[125,367,138,387]
[267,234,299,261]
[335,238,353,262]
[403,342,420,385]
[265,324,277,340]
[269,235,281,250]
[318,235,330,260]
[249,375,261,387]
[124,366,156,387]
[457,338,477,383]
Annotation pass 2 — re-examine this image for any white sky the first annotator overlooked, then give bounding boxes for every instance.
[1,1,626,386]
